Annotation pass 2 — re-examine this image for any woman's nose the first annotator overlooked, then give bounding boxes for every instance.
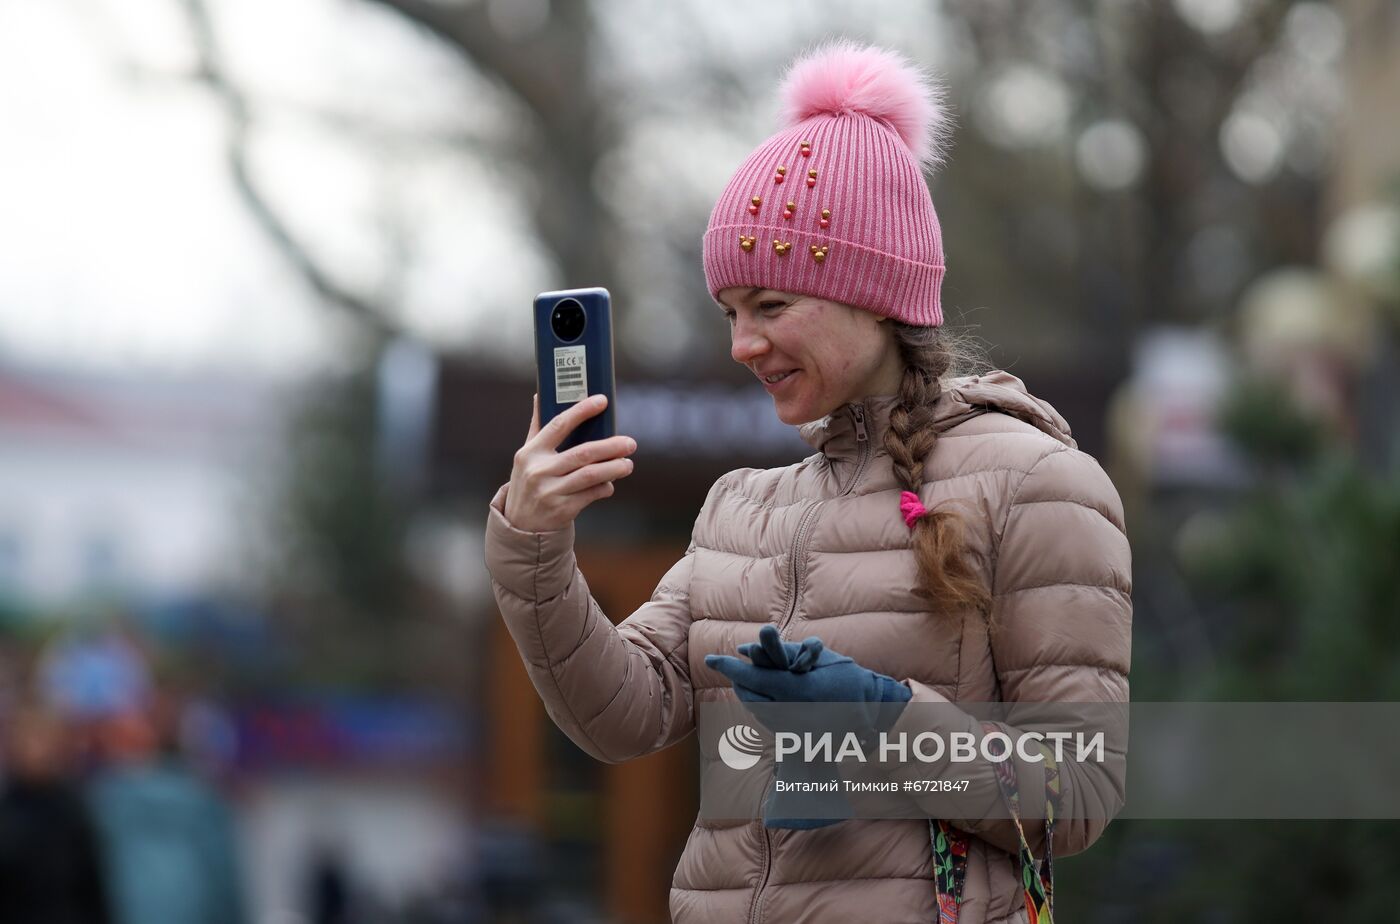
[730,317,769,365]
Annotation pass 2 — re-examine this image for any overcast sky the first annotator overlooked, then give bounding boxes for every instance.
[0,0,551,380]
[1,0,968,383]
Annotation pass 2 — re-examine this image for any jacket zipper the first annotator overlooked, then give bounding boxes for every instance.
[777,505,818,637]
[846,400,870,496]
[747,824,771,924]
[750,504,816,924]
[747,400,872,924]
[776,402,869,636]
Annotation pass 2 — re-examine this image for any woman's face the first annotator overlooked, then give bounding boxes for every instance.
[717,286,904,426]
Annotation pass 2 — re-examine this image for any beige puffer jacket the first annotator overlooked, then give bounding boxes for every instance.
[484,370,1132,924]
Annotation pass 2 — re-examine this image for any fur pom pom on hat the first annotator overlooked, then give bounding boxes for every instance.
[703,40,955,327]
[777,39,953,171]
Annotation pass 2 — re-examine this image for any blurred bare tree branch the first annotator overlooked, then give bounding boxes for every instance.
[182,0,401,347]
[361,0,626,335]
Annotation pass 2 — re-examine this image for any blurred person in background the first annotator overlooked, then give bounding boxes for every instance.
[484,41,1131,923]
[472,814,544,923]
[304,838,353,924]
[0,700,111,924]
[36,623,154,775]
[85,693,248,924]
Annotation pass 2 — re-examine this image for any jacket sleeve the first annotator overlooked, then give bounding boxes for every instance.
[872,446,1132,859]
[482,476,724,764]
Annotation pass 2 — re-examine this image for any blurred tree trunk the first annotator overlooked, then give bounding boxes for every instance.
[188,0,626,369]
[364,0,621,297]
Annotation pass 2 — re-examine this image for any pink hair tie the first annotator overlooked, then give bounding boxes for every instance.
[899,490,928,529]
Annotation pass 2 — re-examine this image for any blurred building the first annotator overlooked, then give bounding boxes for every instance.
[0,363,282,610]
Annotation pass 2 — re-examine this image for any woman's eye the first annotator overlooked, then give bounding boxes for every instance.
[759,301,784,311]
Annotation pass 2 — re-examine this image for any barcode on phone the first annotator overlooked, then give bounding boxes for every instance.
[553,345,588,404]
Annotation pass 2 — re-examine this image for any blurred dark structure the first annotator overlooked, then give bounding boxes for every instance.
[305,843,353,924]
[0,703,111,924]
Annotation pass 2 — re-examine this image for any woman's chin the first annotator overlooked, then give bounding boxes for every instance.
[771,397,811,427]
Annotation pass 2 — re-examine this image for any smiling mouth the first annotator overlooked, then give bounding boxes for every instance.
[761,370,798,384]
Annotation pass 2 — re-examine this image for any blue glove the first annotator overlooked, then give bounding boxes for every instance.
[760,752,851,830]
[705,625,913,831]
[737,633,854,829]
[736,629,827,673]
[705,624,912,734]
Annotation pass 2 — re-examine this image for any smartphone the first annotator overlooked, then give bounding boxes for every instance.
[534,287,617,452]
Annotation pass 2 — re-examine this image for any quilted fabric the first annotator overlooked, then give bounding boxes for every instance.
[484,370,1132,924]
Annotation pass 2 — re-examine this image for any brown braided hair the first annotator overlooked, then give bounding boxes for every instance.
[884,321,992,615]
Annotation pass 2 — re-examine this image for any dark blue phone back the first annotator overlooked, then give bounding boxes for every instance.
[534,287,616,452]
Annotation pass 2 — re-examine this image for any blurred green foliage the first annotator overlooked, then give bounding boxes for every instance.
[265,357,415,690]
[1059,373,1400,920]
[1193,379,1400,701]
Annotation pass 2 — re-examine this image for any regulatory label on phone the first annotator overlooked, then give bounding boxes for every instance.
[553,345,587,404]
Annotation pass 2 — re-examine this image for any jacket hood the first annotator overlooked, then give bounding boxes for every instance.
[797,369,1076,462]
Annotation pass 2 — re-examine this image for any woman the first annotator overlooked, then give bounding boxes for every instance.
[484,40,1131,924]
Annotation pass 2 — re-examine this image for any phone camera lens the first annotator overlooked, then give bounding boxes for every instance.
[550,299,587,342]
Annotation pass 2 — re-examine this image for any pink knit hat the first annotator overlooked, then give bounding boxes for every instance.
[702,40,953,327]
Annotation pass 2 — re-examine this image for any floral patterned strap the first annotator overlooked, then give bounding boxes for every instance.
[987,722,1058,923]
[930,818,969,923]
[930,725,1060,923]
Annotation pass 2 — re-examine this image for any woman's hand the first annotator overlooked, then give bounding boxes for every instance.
[706,624,912,733]
[502,392,637,532]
